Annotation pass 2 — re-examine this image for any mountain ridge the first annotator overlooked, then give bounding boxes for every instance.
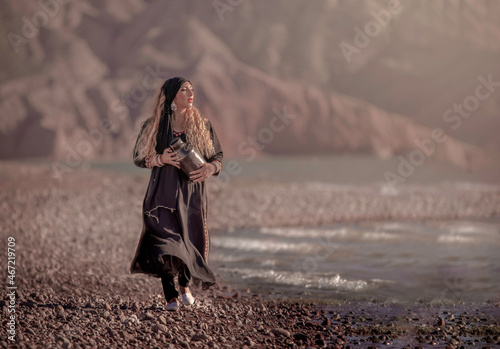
[0,0,496,173]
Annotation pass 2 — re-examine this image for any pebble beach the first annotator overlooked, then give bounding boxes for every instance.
[1,160,499,348]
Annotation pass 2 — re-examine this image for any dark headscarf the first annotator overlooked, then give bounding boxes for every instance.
[155,76,190,154]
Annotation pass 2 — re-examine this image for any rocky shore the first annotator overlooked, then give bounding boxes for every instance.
[1,161,499,348]
[2,289,500,348]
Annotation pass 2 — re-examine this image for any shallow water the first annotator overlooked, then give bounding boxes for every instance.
[210,218,500,302]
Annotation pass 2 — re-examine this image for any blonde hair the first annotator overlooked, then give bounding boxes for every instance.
[133,89,215,163]
[184,106,216,159]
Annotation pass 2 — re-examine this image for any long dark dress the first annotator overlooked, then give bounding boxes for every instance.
[130,116,223,289]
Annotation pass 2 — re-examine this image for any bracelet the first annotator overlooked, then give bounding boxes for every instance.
[156,154,164,166]
[145,155,152,169]
[146,154,166,168]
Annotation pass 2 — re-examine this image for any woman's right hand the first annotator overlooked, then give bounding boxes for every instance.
[161,148,180,169]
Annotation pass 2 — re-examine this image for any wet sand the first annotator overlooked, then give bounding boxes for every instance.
[1,161,499,348]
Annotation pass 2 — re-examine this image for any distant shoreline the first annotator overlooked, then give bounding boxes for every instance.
[9,153,500,185]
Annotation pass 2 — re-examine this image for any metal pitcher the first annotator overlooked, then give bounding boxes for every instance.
[169,137,206,176]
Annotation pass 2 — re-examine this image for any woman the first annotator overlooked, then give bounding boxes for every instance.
[130,77,223,311]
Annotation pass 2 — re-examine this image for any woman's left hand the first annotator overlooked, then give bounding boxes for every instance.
[189,163,216,182]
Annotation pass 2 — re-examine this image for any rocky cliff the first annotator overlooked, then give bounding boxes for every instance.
[0,0,497,172]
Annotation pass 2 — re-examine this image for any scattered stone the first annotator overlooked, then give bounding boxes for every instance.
[436,317,446,327]
[232,292,242,300]
[243,339,255,347]
[191,333,211,341]
[178,340,190,348]
[123,314,140,326]
[293,332,309,342]
[140,311,155,321]
[271,328,291,338]
[152,324,168,333]
[208,340,219,348]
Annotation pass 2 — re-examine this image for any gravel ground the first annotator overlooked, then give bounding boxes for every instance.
[1,161,499,348]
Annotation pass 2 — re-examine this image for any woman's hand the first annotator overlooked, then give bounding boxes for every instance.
[161,148,180,169]
[189,163,216,182]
